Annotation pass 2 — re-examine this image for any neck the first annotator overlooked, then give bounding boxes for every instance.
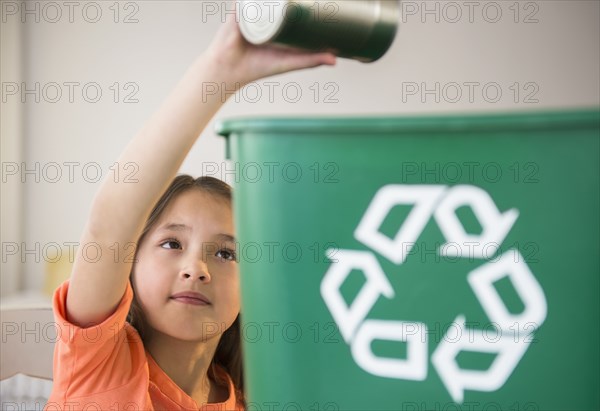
[145,331,223,404]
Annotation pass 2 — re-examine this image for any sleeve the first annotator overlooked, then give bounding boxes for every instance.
[48,279,149,405]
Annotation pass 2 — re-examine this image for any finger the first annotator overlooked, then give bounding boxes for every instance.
[278,52,337,72]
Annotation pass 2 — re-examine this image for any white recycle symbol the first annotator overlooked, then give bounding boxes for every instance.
[320,185,547,403]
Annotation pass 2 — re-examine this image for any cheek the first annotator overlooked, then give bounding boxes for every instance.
[132,252,170,305]
[227,280,241,311]
[211,265,241,309]
[227,275,242,313]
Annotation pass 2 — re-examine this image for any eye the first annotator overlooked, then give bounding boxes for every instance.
[160,239,182,250]
[216,248,237,262]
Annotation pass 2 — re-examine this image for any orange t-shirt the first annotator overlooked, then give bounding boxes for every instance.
[45,280,244,411]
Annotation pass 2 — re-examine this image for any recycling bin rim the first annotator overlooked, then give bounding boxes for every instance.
[216,109,599,137]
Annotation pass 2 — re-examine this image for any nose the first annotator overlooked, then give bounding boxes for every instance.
[179,255,211,283]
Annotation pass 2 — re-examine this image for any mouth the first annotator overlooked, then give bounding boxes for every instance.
[170,291,211,306]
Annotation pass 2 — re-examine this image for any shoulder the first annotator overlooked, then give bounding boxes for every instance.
[49,280,148,402]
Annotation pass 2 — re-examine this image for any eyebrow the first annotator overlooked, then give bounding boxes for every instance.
[160,223,191,232]
[158,223,235,242]
[214,233,236,243]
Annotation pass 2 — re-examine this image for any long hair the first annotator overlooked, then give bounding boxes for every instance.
[126,175,244,404]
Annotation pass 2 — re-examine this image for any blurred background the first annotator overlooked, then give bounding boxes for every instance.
[1,0,599,304]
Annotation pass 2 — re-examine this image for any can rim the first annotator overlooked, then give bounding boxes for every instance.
[216,109,600,137]
[238,0,287,45]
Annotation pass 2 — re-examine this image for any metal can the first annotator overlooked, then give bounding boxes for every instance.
[237,0,400,63]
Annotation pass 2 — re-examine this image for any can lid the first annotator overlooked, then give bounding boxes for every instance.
[238,0,287,45]
[216,110,600,137]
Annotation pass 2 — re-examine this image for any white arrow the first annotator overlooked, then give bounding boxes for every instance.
[320,249,394,343]
[468,249,547,333]
[352,319,428,380]
[434,185,519,259]
[355,184,447,264]
[431,315,530,403]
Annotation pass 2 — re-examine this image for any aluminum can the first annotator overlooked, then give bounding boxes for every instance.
[237,0,400,63]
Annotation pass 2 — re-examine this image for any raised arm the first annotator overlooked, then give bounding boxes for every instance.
[66,15,336,327]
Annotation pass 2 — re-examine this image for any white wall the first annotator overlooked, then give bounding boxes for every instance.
[1,0,599,294]
[1,0,24,296]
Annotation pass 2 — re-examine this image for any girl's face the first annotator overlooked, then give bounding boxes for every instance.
[132,189,239,342]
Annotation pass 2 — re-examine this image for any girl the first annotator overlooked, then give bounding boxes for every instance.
[45,12,336,411]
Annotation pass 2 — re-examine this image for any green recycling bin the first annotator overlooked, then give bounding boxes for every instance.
[216,110,599,411]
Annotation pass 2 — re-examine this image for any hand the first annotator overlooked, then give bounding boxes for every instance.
[204,7,337,88]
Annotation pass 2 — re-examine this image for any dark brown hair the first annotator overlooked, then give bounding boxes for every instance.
[127,175,244,404]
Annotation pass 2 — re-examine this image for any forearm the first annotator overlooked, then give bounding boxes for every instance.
[88,53,230,243]
[66,13,335,328]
